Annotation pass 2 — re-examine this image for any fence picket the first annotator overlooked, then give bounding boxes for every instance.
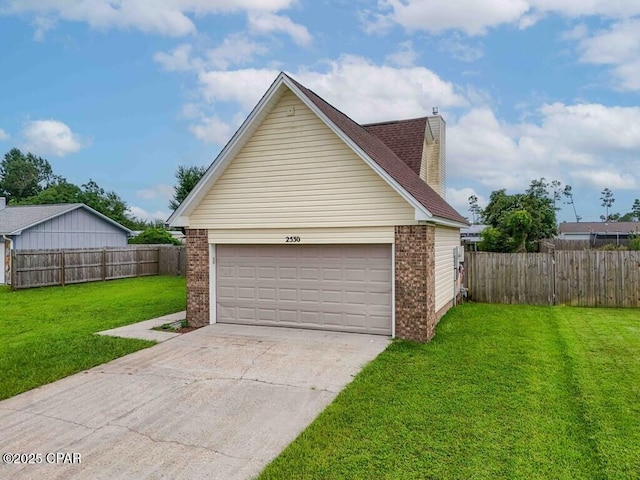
[465,250,640,308]
[11,246,185,290]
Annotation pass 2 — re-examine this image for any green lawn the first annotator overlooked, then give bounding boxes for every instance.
[0,276,186,400]
[259,304,640,480]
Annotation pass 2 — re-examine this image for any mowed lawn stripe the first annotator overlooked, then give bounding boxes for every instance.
[259,304,638,480]
[555,308,640,479]
[0,276,186,400]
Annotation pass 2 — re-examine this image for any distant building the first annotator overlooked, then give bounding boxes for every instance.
[461,224,488,249]
[557,221,640,247]
[0,198,131,284]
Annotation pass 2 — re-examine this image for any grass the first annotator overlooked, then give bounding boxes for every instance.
[259,304,640,480]
[0,276,186,400]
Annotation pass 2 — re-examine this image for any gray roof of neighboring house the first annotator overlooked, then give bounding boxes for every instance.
[461,224,488,235]
[0,203,132,235]
[558,222,640,234]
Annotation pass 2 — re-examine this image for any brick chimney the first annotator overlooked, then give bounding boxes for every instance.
[420,116,446,199]
[0,197,5,210]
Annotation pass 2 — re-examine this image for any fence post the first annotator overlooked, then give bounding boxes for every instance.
[551,250,556,305]
[60,251,65,287]
[136,248,141,277]
[11,250,17,291]
[102,249,106,281]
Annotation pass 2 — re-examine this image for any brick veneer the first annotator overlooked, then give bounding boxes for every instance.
[185,229,209,327]
[395,225,436,342]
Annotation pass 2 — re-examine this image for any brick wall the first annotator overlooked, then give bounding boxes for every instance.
[395,225,436,342]
[185,229,209,327]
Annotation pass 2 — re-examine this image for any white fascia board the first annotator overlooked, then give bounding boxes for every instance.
[284,78,434,221]
[167,73,288,227]
[419,216,469,229]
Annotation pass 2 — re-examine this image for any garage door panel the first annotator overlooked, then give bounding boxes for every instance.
[216,244,391,335]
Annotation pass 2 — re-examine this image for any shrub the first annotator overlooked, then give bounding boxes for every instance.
[129,227,181,245]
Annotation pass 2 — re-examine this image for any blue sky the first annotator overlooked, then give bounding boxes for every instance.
[1,1,639,223]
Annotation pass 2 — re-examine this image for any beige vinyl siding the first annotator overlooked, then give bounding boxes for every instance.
[434,226,460,311]
[209,226,395,244]
[189,90,415,229]
[421,116,446,199]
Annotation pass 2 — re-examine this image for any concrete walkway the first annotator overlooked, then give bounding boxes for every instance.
[97,311,186,342]
[0,320,390,480]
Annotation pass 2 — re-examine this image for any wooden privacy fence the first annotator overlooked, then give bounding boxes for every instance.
[465,250,640,308]
[11,246,186,290]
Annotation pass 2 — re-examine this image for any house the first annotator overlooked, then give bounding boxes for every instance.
[558,221,640,247]
[461,224,488,250]
[168,72,468,342]
[0,199,132,284]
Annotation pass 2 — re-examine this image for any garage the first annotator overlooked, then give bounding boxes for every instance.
[216,244,392,335]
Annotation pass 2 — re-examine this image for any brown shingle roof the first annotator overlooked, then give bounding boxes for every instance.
[363,118,427,175]
[287,75,467,225]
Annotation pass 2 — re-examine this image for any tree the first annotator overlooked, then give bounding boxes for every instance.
[468,195,482,224]
[129,227,181,245]
[600,187,615,221]
[0,148,57,202]
[633,199,640,221]
[478,178,558,252]
[170,165,206,211]
[562,185,581,222]
[18,178,138,229]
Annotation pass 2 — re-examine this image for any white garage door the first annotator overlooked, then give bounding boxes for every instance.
[216,244,392,335]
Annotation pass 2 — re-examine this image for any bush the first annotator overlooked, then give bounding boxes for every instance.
[597,243,627,251]
[129,227,181,245]
[629,233,640,251]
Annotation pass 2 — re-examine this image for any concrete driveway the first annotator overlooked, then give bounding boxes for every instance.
[0,323,389,479]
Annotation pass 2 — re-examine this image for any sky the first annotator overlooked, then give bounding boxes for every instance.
[0,0,639,224]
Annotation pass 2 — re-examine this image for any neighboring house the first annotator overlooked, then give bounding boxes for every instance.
[558,222,640,247]
[168,72,468,342]
[461,224,488,249]
[0,199,132,284]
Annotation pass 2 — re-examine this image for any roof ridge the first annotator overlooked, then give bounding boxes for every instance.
[362,116,429,127]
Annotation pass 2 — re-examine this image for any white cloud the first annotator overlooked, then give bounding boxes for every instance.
[247,11,312,46]
[197,68,280,108]
[136,184,174,201]
[385,41,418,67]
[365,0,640,36]
[189,115,235,145]
[366,0,531,36]
[0,128,10,141]
[440,34,484,62]
[449,103,640,192]
[128,206,170,222]
[570,18,640,91]
[206,34,269,69]
[22,119,85,156]
[4,0,300,37]
[153,43,199,72]
[572,170,637,190]
[297,55,468,123]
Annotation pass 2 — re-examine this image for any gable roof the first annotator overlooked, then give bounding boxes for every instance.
[0,203,132,235]
[559,222,640,234]
[168,72,468,228]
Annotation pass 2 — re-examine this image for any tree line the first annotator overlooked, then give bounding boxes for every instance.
[0,148,206,244]
[468,179,640,253]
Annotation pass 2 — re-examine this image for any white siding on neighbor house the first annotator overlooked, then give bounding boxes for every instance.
[189,90,416,229]
[13,208,128,250]
[0,240,4,284]
[434,226,460,312]
[208,226,395,244]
